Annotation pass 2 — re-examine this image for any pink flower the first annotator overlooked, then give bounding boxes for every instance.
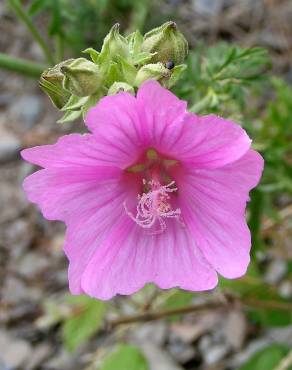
[21,81,264,300]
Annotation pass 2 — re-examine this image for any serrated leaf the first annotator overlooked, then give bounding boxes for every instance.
[63,296,106,352]
[239,344,290,370]
[57,110,81,124]
[99,344,149,370]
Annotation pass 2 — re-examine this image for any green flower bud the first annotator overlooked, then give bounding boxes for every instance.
[108,82,135,96]
[39,59,73,109]
[61,58,102,97]
[135,63,171,86]
[99,23,129,63]
[141,21,188,65]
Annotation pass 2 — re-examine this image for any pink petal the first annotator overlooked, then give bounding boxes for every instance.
[80,217,218,300]
[178,149,264,278]
[136,80,187,145]
[23,166,123,222]
[167,113,252,169]
[85,92,145,168]
[20,134,112,168]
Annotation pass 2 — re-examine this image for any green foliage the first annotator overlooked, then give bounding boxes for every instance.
[220,263,292,327]
[62,296,106,352]
[255,79,292,194]
[99,344,149,370]
[27,0,152,56]
[163,289,194,310]
[175,43,270,117]
[239,344,291,370]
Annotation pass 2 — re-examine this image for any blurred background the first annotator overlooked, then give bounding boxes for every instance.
[0,0,291,369]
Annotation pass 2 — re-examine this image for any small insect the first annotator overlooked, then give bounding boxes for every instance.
[165,60,175,70]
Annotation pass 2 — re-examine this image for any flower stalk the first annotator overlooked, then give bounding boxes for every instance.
[0,52,47,78]
[7,0,55,65]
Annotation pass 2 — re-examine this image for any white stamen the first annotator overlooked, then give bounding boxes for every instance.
[124,180,181,234]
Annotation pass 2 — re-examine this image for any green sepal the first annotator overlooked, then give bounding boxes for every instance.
[81,92,103,119]
[116,55,137,85]
[105,61,124,87]
[98,23,129,65]
[57,110,82,124]
[61,95,90,112]
[82,48,100,64]
[108,82,135,96]
[61,58,102,97]
[165,64,187,88]
[134,62,170,87]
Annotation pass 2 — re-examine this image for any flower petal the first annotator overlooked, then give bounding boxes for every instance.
[85,92,144,168]
[167,113,252,169]
[80,217,218,300]
[23,166,123,222]
[136,80,187,146]
[20,133,113,168]
[178,149,264,278]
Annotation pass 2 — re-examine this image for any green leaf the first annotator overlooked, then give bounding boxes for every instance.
[239,344,290,370]
[28,0,47,16]
[62,295,106,352]
[99,344,149,370]
[48,0,62,36]
[161,289,195,320]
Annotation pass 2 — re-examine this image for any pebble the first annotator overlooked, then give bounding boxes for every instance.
[265,259,287,284]
[9,95,42,129]
[138,341,183,370]
[203,344,230,365]
[193,0,223,16]
[223,310,247,350]
[131,322,168,346]
[0,128,21,163]
[0,330,32,369]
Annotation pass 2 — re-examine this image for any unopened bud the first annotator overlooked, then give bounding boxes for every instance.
[108,82,134,96]
[141,21,188,65]
[39,59,72,109]
[99,23,129,62]
[135,63,171,86]
[61,58,102,97]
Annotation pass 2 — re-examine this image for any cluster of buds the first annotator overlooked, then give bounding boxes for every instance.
[40,22,188,123]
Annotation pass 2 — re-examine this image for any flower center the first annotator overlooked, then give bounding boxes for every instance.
[124,149,181,234]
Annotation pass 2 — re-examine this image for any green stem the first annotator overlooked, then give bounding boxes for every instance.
[8,0,55,65]
[0,53,46,77]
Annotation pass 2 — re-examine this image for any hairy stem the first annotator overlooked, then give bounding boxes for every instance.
[0,53,46,77]
[8,0,54,65]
